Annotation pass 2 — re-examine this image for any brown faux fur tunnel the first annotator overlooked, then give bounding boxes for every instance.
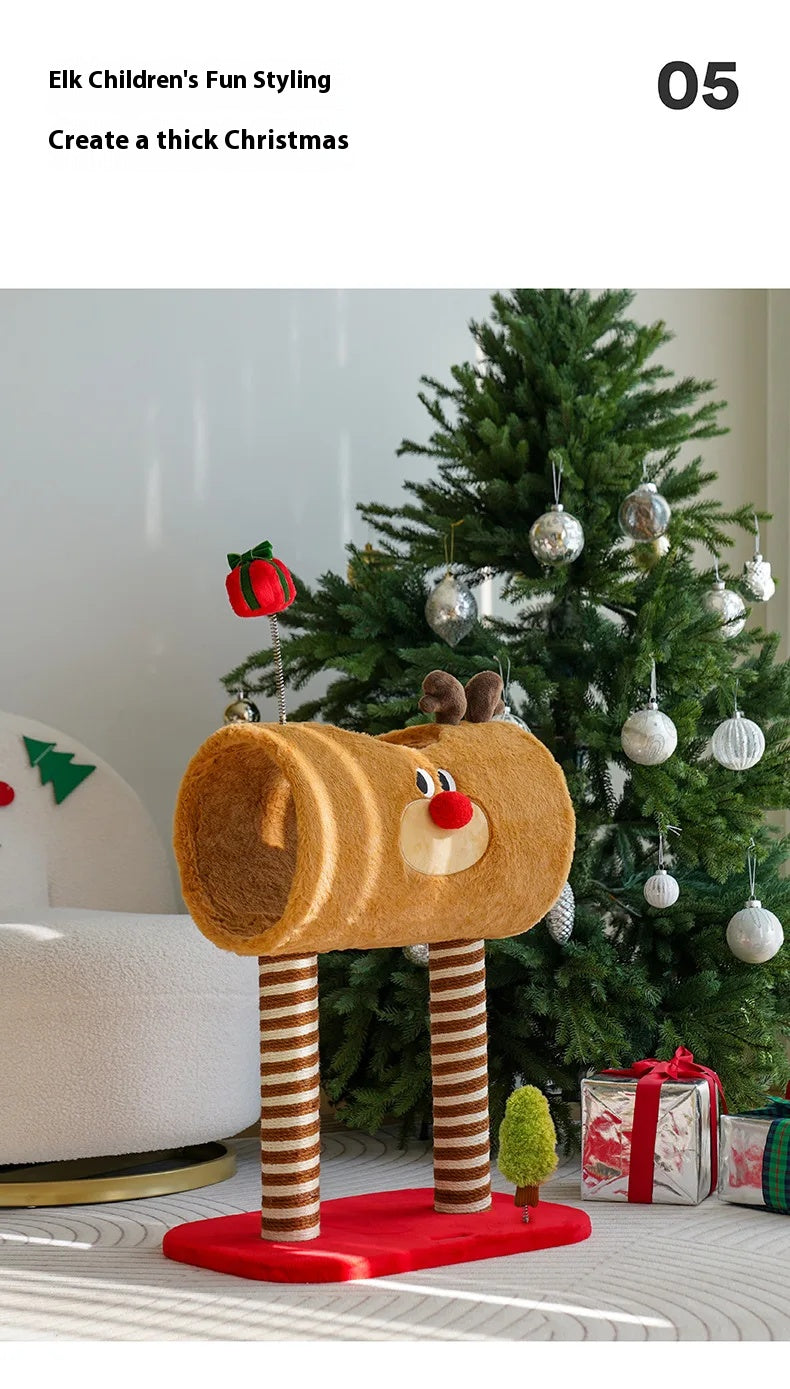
[174,711,575,957]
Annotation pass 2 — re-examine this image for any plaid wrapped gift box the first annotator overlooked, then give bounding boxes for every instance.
[718,1091,790,1213]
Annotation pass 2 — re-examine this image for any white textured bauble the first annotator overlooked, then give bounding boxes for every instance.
[424,573,478,647]
[403,943,430,967]
[643,868,680,908]
[711,711,765,771]
[743,554,775,602]
[618,482,671,540]
[726,898,784,964]
[223,695,261,724]
[620,702,678,765]
[546,881,575,944]
[702,580,746,638]
[528,504,585,567]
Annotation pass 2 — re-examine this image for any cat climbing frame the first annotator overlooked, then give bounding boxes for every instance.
[163,670,591,1282]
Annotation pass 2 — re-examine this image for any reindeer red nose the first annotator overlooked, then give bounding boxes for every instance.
[429,790,474,830]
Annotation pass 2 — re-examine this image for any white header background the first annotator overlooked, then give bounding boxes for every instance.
[1,0,786,287]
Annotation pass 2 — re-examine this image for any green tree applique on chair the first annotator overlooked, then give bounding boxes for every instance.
[23,737,96,804]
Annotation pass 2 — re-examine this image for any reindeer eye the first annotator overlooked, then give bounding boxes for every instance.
[437,769,456,792]
[415,768,435,797]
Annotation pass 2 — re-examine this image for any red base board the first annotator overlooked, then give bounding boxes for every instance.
[162,1188,592,1284]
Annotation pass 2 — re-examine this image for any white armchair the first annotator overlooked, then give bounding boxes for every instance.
[0,710,259,1195]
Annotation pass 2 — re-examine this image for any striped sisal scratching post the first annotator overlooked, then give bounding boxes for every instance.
[259,953,321,1241]
[428,938,492,1214]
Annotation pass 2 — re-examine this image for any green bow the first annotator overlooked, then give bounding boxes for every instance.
[227,541,289,612]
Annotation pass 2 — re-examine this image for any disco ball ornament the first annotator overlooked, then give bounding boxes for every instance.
[425,572,478,647]
[711,710,765,771]
[644,868,680,909]
[223,694,261,724]
[620,702,678,766]
[403,943,430,967]
[528,504,585,568]
[618,482,671,541]
[743,554,775,603]
[702,579,746,639]
[726,899,783,964]
[545,881,574,944]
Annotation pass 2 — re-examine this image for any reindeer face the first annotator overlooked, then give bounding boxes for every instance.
[399,761,490,876]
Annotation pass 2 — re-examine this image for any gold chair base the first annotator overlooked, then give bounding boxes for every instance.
[0,1141,235,1207]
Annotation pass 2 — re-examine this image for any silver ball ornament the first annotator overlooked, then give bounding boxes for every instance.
[743,554,775,602]
[223,694,261,724]
[711,710,765,771]
[643,868,680,908]
[546,881,574,944]
[618,482,671,541]
[528,504,585,567]
[620,700,678,766]
[726,898,783,964]
[425,573,478,647]
[492,703,531,731]
[403,943,430,967]
[702,579,746,639]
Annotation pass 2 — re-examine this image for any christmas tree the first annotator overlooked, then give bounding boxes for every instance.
[226,289,790,1144]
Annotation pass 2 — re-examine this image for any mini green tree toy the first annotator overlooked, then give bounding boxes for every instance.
[498,1085,559,1220]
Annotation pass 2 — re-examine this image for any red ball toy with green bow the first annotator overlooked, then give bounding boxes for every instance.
[226,541,296,618]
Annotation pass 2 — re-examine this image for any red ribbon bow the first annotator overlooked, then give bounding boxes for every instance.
[601,1046,727,1203]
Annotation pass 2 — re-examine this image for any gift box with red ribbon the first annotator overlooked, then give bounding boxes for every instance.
[580,1047,726,1205]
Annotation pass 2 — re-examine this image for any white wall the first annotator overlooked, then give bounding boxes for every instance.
[0,289,772,868]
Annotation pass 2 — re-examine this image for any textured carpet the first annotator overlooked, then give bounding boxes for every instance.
[1,1131,788,1341]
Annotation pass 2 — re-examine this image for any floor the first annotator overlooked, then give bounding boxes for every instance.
[1,1130,789,1341]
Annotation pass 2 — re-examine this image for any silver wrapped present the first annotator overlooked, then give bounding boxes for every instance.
[719,1101,790,1212]
[581,1056,722,1204]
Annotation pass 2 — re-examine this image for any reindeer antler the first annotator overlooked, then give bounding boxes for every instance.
[419,671,467,725]
[464,671,505,723]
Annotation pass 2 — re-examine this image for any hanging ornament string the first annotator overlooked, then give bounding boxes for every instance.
[551,457,563,506]
[747,837,758,900]
[656,819,681,870]
[495,654,512,701]
[492,655,530,729]
[649,660,658,706]
[443,519,465,573]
